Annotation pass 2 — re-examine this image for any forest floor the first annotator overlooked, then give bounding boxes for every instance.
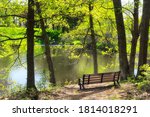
[1,82,150,100]
[38,82,150,100]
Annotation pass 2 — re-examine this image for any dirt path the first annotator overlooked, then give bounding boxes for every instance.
[38,83,150,100]
[1,82,150,100]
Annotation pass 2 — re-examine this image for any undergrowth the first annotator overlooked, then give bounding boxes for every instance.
[128,64,150,92]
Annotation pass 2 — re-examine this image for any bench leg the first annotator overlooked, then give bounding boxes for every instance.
[79,79,83,90]
[114,81,116,86]
[117,80,120,86]
[79,84,85,90]
[79,84,82,90]
[82,85,85,90]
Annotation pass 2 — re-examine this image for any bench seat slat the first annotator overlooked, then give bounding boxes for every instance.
[84,81,102,84]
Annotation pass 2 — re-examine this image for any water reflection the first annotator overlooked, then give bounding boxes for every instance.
[0,46,119,93]
[0,56,12,95]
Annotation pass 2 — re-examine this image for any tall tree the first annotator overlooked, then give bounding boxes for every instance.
[89,2,98,74]
[129,0,139,77]
[138,0,150,74]
[27,0,37,90]
[36,2,56,85]
[112,0,129,80]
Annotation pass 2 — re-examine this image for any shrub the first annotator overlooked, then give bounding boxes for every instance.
[137,81,150,92]
[136,64,150,92]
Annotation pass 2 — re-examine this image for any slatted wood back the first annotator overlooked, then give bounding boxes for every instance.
[83,74,102,84]
[82,71,120,84]
[101,73,114,82]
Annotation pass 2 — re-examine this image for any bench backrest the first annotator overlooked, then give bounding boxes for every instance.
[83,71,120,84]
[83,74,102,84]
[102,72,114,82]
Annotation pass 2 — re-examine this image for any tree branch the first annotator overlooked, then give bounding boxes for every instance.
[0,14,27,19]
[0,34,26,43]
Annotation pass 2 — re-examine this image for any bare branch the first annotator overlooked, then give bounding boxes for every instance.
[9,38,26,69]
[122,7,134,15]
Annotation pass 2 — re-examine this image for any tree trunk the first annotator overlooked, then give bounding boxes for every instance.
[89,3,98,74]
[129,0,139,77]
[138,0,150,74]
[26,0,37,90]
[112,0,129,80]
[36,2,56,85]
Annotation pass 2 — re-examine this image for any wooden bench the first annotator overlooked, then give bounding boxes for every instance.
[78,71,121,89]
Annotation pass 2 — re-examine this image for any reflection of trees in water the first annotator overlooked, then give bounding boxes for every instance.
[1,47,120,89]
[0,56,13,95]
[98,54,119,72]
[35,54,79,85]
[78,53,119,75]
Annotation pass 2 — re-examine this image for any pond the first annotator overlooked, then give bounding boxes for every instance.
[0,45,119,94]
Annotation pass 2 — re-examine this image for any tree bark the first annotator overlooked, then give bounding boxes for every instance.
[138,0,150,74]
[129,0,139,77]
[112,0,129,80]
[89,3,98,74]
[26,0,37,90]
[36,2,56,85]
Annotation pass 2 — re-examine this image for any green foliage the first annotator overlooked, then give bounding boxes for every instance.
[0,0,27,27]
[50,45,83,61]
[72,40,82,45]
[0,27,26,57]
[36,73,50,90]
[0,27,26,38]
[137,80,150,92]
[96,41,117,55]
[129,64,150,92]
[46,29,61,44]
[138,64,150,81]
[36,29,61,45]
[59,0,116,47]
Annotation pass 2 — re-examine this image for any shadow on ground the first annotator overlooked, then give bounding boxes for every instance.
[44,83,124,100]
